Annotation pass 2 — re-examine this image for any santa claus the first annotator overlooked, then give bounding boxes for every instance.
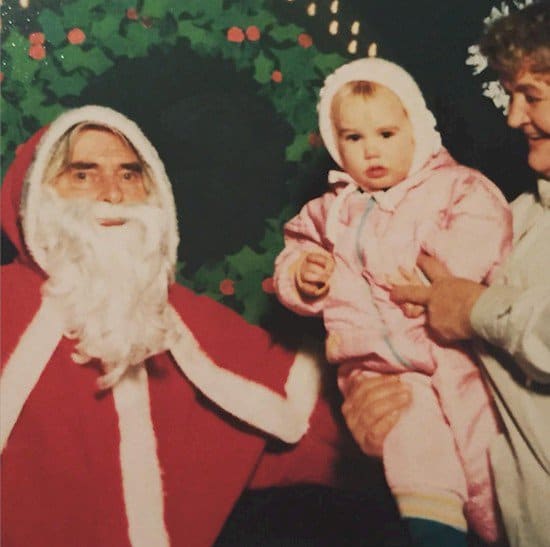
[1,106,347,546]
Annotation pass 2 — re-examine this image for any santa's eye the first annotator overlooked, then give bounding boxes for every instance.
[74,171,88,181]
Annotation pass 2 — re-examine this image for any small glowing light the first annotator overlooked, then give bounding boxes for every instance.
[368,42,378,57]
[351,21,360,35]
[330,1,339,14]
[19,0,29,7]
[307,2,316,16]
[347,40,358,54]
[329,20,339,35]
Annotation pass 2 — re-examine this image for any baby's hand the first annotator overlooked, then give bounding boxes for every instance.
[387,267,427,318]
[296,252,335,298]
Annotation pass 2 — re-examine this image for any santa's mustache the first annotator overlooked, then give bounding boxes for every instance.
[38,191,168,261]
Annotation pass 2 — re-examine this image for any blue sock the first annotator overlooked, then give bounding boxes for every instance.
[405,517,467,547]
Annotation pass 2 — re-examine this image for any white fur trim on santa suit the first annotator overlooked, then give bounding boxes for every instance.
[20,105,180,280]
[168,305,321,444]
[1,301,322,449]
[112,365,170,547]
[0,297,64,451]
[1,302,322,448]
[317,57,442,177]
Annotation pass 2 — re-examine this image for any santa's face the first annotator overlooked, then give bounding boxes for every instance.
[34,127,175,388]
[51,128,149,224]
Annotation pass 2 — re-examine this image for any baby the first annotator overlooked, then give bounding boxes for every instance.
[274,58,513,546]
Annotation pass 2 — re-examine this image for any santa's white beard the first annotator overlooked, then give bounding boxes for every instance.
[33,187,177,388]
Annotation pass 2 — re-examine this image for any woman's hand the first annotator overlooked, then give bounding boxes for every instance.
[390,253,486,342]
[387,266,427,318]
[341,375,411,457]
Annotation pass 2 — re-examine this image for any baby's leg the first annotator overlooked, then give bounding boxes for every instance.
[382,372,468,545]
[431,345,500,543]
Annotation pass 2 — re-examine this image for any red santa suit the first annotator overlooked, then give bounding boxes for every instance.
[1,106,347,547]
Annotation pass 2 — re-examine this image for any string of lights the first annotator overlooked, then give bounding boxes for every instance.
[286,0,377,56]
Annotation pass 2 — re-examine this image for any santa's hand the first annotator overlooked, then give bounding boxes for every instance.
[296,251,335,298]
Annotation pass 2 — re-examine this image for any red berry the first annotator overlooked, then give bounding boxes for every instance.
[219,279,236,296]
[67,28,86,45]
[227,26,245,43]
[271,70,283,83]
[298,33,313,48]
[245,26,261,41]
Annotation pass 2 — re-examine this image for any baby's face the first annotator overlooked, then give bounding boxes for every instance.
[332,86,415,192]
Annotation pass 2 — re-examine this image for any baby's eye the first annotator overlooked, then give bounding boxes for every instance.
[345,134,361,142]
[380,131,395,139]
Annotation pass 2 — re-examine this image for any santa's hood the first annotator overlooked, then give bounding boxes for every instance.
[1,105,179,277]
[317,57,442,177]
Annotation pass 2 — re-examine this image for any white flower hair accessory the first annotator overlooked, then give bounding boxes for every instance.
[466,0,534,114]
[317,57,442,178]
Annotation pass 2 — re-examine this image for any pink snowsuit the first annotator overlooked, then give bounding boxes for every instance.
[274,149,513,542]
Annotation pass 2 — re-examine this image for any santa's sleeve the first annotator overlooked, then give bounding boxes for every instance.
[168,284,326,443]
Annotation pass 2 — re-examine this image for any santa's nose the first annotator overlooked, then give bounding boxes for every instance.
[98,176,123,204]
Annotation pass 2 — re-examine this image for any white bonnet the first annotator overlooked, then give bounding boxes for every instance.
[317,57,442,176]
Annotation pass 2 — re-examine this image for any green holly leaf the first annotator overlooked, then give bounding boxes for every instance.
[17,85,48,121]
[90,11,124,45]
[55,44,114,74]
[33,103,65,126]
[124,23,161,57]
[269,23,304,43]
[249,10,277,29]
[0,99,25,165]
[47,72,88,97]
[141,0,179,19]
[37,9,67,46]
[285,134,311,162]
[253,51,273,84]
[259,222,284,253]
[226,246,262,277]
[177,21,220,50]
[3,30,41,84]
[59,2,94,28]
[95,33,133,57]
[176,0,223,19]
[273,47,318,82]
[208,5,260,30]
[235,271,273,325]
[313,52,346,76]
[192,260,227,295]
